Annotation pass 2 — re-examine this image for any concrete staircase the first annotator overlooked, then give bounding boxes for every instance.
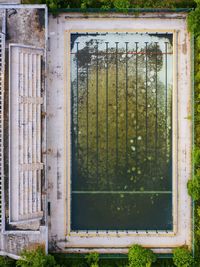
[9,45,44,223]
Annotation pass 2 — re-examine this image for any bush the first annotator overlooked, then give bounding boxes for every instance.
[187,174,200,200]
[173,247,194,267]
[85,252,99,267]
[16,246,59,267]
[188,7,200,37]
[33,0,196,10]
[113,0,130,10]
[187,149,200,200]
[0,256,16,267]
[128,244,156,267]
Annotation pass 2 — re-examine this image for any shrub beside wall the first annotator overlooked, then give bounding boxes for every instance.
[173,248,194,267]
[187,0,200,264]
[21,0,196,11]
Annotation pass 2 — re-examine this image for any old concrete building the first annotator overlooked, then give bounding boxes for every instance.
[0,3,193,257]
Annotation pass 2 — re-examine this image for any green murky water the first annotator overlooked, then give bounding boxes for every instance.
[71,32,173,231]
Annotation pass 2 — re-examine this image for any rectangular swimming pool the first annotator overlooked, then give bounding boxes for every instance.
[70,32,173,231]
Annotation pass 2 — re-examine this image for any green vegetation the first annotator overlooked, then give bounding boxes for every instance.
[128,245,156,267]
[0,256,15,267]
[21,0,196,11]
[188,0,200,37]
[187,0,200,265]
[54,253,129,267]
[16,247,59,267]
[0,248,176,267]
[173,247,194,267]
[85,252,99,267]
[187,148,200,200]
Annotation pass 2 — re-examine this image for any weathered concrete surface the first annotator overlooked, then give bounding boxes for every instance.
[4,6,47,228]
[2,226,47,255]
[47,12,192,254]
[7,8,45,47]
[0,5,48,257]
[0,0,20,3]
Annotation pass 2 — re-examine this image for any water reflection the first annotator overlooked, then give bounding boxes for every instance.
[71,32,173,231]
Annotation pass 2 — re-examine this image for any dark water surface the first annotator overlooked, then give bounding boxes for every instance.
[71,32,173,231]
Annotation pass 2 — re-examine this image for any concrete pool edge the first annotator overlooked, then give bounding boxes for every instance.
[47,12,192,253]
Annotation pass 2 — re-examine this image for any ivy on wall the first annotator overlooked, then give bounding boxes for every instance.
[186,0,200,264]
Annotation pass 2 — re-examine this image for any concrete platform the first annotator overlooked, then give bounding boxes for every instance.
[47,11,192,254]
